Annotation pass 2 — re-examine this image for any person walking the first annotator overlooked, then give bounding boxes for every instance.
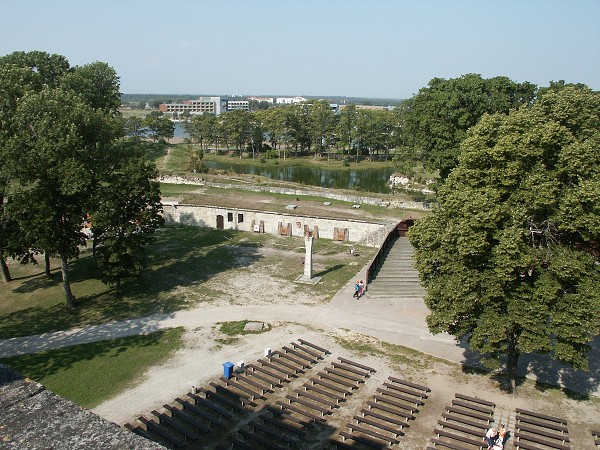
[353,281,360,299]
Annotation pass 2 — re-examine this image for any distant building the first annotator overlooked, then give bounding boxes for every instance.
[224,99,250,112]
[276,96,306,105]
[248,96,274,104]
[159,96,222,115]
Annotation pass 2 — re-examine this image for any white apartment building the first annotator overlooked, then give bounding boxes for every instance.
[275,96,307,105]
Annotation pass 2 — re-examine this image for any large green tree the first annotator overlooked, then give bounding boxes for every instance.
[403,74,536,179]
[409,86,600,392]
[92,148,164,295]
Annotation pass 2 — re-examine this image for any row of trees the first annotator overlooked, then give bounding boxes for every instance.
[409,85,600,392]
[144,75,550,180]
[0,51,164,307]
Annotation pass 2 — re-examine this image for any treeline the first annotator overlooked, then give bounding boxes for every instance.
[0,51,164,307]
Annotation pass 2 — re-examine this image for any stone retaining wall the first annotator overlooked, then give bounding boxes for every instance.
[162,202,390,247]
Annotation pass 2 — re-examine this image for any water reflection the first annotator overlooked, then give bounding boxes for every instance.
[204,160,394,193]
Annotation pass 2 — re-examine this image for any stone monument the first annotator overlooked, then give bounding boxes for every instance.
[295,234,321,284]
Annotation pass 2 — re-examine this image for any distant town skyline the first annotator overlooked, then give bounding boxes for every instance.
[1,0,599,99]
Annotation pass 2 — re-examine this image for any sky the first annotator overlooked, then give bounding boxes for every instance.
[1,0,599,99]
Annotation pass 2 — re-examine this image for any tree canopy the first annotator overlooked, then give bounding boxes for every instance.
[402,74,537,179]
[408,86,600,391]
[0,51,163,307]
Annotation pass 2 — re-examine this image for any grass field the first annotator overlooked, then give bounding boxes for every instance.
[0,327,183,408]
[0,226,375,340]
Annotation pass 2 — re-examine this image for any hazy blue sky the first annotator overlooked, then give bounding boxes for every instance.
[1,0,599,99]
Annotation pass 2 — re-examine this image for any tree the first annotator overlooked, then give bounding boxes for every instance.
[10,87,118,307]
[408,86,600,392]
[403,74,536,179]
[143,112,174,143]
[92,149,164,295]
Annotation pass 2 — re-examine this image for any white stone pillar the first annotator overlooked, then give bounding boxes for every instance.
[304,235,313,280]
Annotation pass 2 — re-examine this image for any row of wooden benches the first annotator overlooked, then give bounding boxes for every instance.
[275,357,375,424]
[514,408,571,450]
[124,338,330,449]
[335,376,431,449]
[427,393,495,450]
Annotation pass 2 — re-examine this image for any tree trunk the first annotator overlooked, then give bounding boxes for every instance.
[0,254,10,283]
[60,254,75,308]
[506,329,520,395]
[45,252,52,278]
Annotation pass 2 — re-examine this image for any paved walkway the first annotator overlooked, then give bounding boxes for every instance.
[1,262,598,396]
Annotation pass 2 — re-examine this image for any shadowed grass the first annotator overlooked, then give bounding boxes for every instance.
[0,327,183,408]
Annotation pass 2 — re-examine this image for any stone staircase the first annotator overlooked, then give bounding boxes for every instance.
[366,236,425,299]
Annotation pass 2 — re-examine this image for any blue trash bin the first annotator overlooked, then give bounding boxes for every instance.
[223,361,234,379]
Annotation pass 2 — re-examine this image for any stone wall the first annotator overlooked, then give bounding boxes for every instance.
[162,202,390,247]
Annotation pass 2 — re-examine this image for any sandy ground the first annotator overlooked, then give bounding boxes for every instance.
[84,245,600,449]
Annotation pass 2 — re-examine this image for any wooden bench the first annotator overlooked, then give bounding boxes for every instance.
[317,371,358,389]
[518,424,570,443]
[259,414,307,436]
[382,382,428,400]
[516,415,569,434]
[246,363,285,384]
[437,419,483,438]
[337,357,376,373]
[365,400,415,421]
[257,358,296,377]
[249,420,299,444]
[290,341,322,359]
[285,394,331,416]
[266,405,314,428]
[372,394,417,413]
[429,437,472,450]
[445,405,492,423]
[353,415,405,437]
[238,428,287,450]
[376,387,424,407]
[310,376,352,395]
[451,399,494,415]
[293,389,337,408]
[433,428,485,447]
[387,376,431,393]
[516,409,568,426]
[303,383,345,402]
[219,376,264,399]
[346,422,400,445]
[329,438,359,450]
[209,382,256,406]
[228,436,255,450]
[164,403,219,428]
[233,374,271,393]
[324,367,364,383]
[272,349,310,368]
[243,368,279,388]
[184,392,233,418]
[195,387,243,412]
[282,345,318,363]
[360,408,409,427]
[267,354,304,372]
[454,393,495,408]
[514,432,570,450]
[298,338,331,354]
[275,400,324,422]
[124,423,153,441]
[441,412,488,431]
[138,416,186,448]
[339,430,391,449]
[151,409,201,439]
[331,362,370,378]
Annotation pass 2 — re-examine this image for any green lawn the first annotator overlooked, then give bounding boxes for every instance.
[0,327,184,408]
[0,226,375,340]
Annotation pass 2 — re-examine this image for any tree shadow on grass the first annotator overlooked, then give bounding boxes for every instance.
[458,335,600,397]
[0,226,263,340]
